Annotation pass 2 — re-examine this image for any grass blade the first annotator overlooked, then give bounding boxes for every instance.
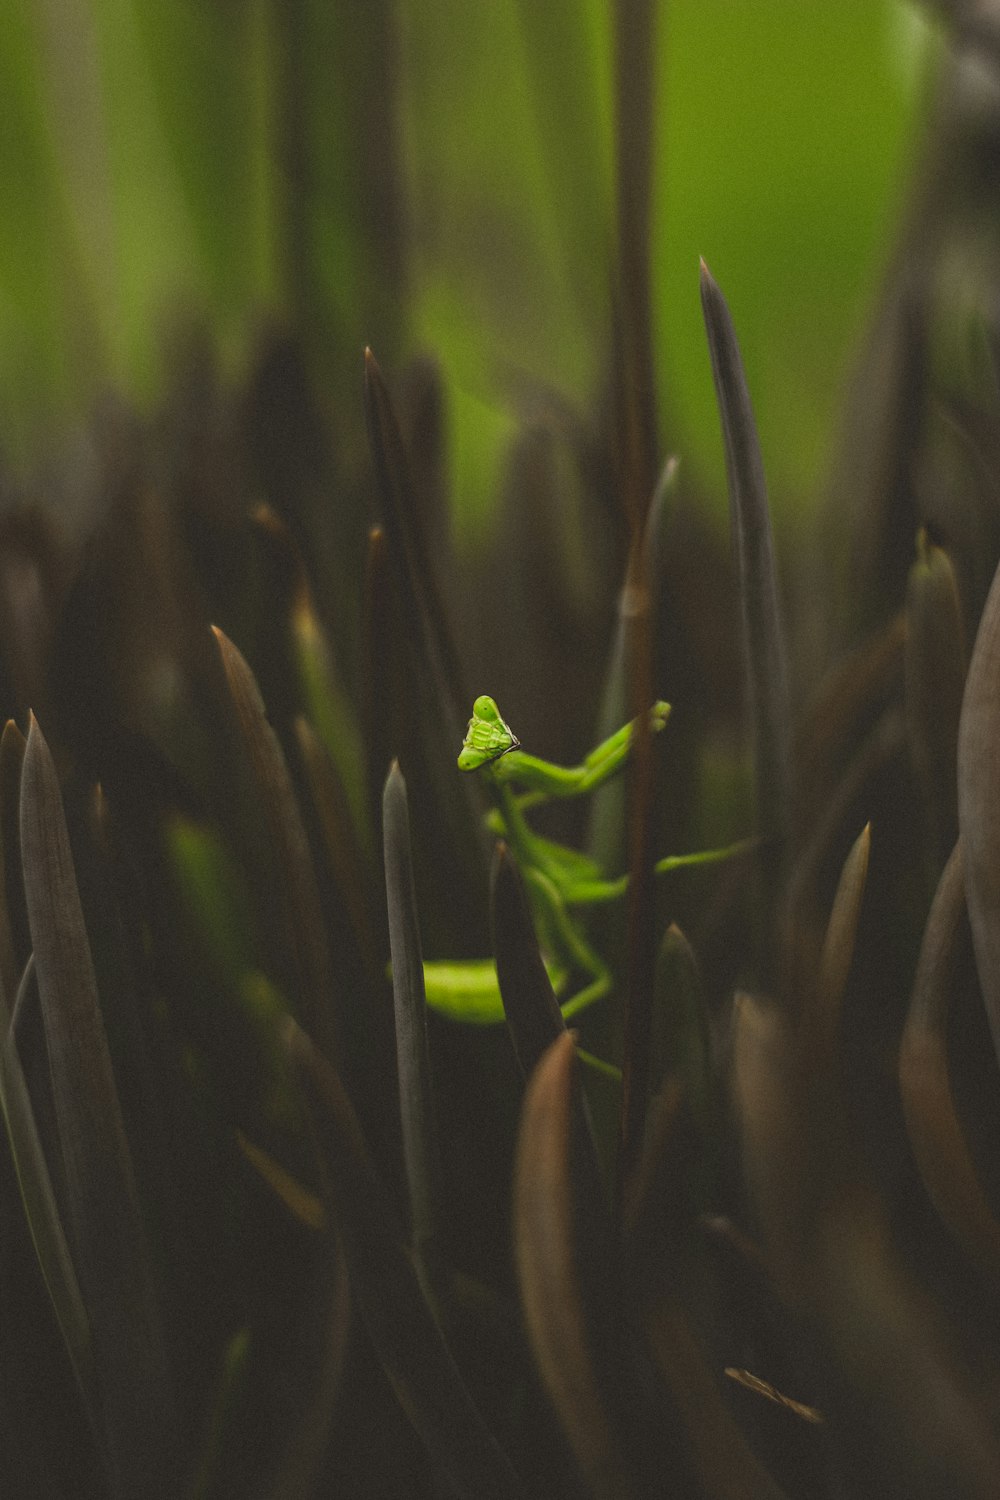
[899,840,1000,1281]
[700,261,792,889]
[0,955,96,1427]
[514,1031,636,1498]
[957,552,1000,1065]
[285,1018,526,1500]
[0,719,29,997]
[382,761,444,1279]
[364,348,469,734]
[813,822,871,1066]
[905,533,966,872]
[491,840,566,1079]
[213,624,335,1056]
[19,714,179,1497]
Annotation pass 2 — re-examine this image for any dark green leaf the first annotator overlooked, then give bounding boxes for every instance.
[700,261,792,878]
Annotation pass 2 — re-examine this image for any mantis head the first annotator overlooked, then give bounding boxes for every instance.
[458,695,520,771]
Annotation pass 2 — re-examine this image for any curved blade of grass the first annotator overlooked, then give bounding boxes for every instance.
[285,1018,526,1500]
[252,505,371,858]
[0,719,28,997]
[700,261,792,882]
[383,761,444,1280]
[730,992,810,1297]
[813,823,871,1067]
[213,625,335,1056]
[491,840,567,1079]
[957,552,1000,1066]
[19,714,178,1497]
[588,457,677,873]
[514,1031,636,1498]
[899,840,1000,1281]
[0,954,96,1428]
[905,533,966,871]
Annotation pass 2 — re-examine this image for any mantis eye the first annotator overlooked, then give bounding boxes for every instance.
[458,695,520,770]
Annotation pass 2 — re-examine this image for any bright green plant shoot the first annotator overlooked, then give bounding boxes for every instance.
[423,696,750,1025]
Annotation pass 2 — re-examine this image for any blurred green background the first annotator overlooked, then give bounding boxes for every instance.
[0,0,932,538]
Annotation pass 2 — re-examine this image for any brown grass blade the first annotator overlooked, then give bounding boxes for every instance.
[212,625,335,1056]
[905,534,966,870]
[514,1031,636,1498]
[19,714,179,1496]
[0,719,28,996]
[813,823,871,1066]
[285,1018,526,1500]
[0,955,96,1428]
[899,840,1000,1281]
[957,552,1000,1065]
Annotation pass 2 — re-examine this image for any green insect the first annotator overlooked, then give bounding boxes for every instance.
[422,695,749,1025]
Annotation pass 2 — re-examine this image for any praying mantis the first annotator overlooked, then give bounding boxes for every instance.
[422,695,750,1025]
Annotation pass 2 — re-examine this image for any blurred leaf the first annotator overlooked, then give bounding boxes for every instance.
[905,532,967,872]
[19,714,179,1497]
[235,1131,325,1233]
[0,719,29,997]
[644,1296,792,1500]
[513,1031,635,1498]
[293,715,380,982]
[285,1017,526,1500]
[0,955,96,1429]
[213,623,336,1055]
[956,553,1000,1066]
[899,840,1000,1281]
[814,821,871,1060]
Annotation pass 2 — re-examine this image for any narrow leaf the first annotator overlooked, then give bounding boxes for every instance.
[514,1031,636,1498]
[0,719,28,995]
[700,261,792,878]
[0,955,96,1426]
[899,841,1000,1280]
[491,840,566,1079]
[213,625,335,1056]
[383,761,444,1273]
[20,714,179,1497]
[905,533,966,870]
[957,551,1000,1065]
[285,1019,525,1500]
[588,456,677,872]
[813,823,871,1065]
[364,348,469,733]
